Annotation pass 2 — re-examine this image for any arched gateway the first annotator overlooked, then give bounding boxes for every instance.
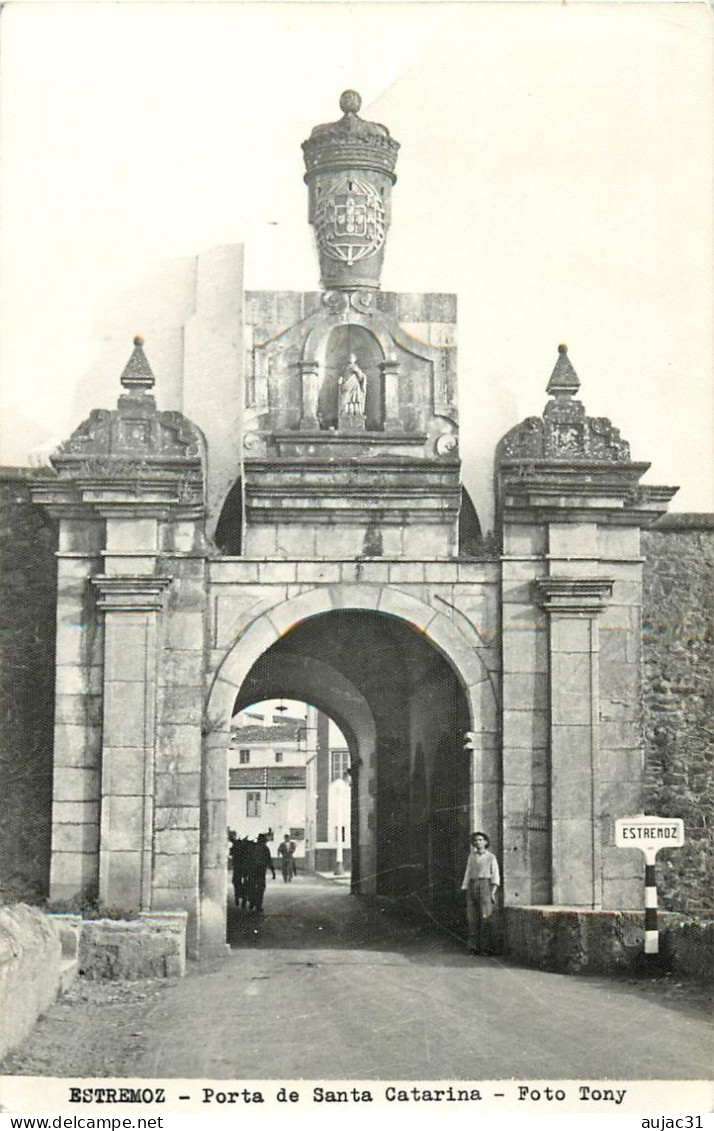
[200,586,497,952]
[32,91,675,957]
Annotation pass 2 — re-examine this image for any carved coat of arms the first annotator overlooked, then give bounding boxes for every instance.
[315,176,386,266]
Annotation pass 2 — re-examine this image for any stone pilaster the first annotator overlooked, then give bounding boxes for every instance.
[535,577,612,907]
[496,345,678,911]
[31,337,207,922]
[500,524,549,905]
[92,576,171,908]
[199,728,231,956]
[49,519,105,902]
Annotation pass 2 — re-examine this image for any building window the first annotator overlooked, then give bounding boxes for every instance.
[246,791,261,817]
[275,751,283,763]
[239,749,250,765]
[331,750,349,781]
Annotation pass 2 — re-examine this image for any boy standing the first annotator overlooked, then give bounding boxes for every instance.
[461,831,500,955]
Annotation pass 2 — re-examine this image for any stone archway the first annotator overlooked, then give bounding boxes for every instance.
[206,583,490,725]
[199,583,496,954]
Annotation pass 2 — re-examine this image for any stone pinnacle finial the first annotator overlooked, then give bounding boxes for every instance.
[546,342,580,398]
[339,89,362,116]
[120,335,155,393]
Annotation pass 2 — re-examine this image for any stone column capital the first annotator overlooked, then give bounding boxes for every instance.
[534,576,613,615]
[379,359,400,377]
[91,574,172,612]
[298,359,319,376]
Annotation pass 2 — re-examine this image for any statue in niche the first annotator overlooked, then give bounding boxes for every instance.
[338,354,367,430]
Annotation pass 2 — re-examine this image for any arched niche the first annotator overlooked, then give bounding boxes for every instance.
[316,324,385,431]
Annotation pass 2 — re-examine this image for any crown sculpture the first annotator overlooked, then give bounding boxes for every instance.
[302,90,400,291]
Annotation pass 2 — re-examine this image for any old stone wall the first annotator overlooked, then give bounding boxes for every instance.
[504,906,712,978]
[0,471,57,901]
[0,904,62,1060]
[78,912,187,981]
[642,515,714,913]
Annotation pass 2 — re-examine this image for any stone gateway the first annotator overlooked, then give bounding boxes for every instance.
[27,92,679,956]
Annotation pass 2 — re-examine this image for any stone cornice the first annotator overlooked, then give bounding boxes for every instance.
[266,432,430,456]
[533,577,614,615]
[497,462,678,527]
[244,454,461,528]
[91,575,172,612]
[30,477,204,522]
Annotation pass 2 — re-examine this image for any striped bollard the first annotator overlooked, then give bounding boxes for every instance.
[644,862,659,955]
[614,815,685,963]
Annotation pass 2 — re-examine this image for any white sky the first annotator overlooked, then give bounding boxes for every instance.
[239,699,308,722]
[1,1,712,520]
[236,699,346,744]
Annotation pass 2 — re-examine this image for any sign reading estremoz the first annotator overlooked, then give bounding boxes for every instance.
[615,816,685,857]
[615,814,685,957]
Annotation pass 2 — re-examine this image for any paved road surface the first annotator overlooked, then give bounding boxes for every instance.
[1,875,710,1084]
[125,875,710,1081]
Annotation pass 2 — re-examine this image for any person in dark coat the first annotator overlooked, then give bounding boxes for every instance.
[246,833,276,913]
[229,834,252,909]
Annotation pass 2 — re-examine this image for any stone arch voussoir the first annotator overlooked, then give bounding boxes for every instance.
[207,583,494,730]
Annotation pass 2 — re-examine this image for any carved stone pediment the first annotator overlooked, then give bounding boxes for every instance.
[32,338,207,519]
[495,345,678,525]
[499,347,630,464]
[247,291,457,444]
[55,405,202,466]
[51,338,204,480]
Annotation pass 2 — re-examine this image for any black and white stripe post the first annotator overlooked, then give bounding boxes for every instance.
[644,862,659,955]
[615,816,685,964]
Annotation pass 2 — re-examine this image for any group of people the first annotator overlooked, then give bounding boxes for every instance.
[228,832,298,913]
[228,831,276,913]
[228,825,501,952]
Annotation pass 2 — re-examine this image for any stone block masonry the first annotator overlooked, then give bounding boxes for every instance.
[505,905,713,978]
[642,515,714,914]
[77,912,188,981]
[0,471,57,901]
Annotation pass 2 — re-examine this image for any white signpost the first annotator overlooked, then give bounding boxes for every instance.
[615,815,685,956]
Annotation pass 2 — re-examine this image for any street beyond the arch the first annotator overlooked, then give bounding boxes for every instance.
[1,877,710,1084]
